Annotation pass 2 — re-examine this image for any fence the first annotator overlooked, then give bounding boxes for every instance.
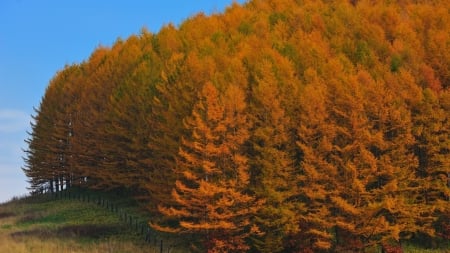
[49,189,181,253]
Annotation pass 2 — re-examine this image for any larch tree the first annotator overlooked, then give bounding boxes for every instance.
[105,32,162,201]
[294,69,336,251]
[23,104,55,193]
[97,34,155,192]
[360,70,424,248]
[23,65,81,193]
[69,46,114,189]
[411,88,450,242]
[144,24,209,209]
[248,59,299,252]
[157,82,261,252]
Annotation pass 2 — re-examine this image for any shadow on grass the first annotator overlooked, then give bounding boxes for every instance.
[17,212,44,224]
[57,224,122,238]
[10,224,122,240]
[0,212,15,219]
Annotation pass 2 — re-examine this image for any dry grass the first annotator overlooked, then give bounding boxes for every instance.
[0,234,150,253]
[0,195,171,253]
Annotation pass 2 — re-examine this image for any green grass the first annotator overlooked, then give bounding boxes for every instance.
[402,242,450,253]
[0,190,187,253]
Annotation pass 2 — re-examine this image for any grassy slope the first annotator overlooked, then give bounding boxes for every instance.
[0,192,185,253]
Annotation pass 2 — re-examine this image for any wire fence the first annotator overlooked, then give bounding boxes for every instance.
[48,189,182,253]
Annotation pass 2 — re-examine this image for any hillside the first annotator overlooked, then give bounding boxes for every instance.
[0,191,186,253]
[22,0,449,252]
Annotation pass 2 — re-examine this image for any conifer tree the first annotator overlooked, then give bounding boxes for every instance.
[69,46,113,188]
[295,70,335,251]
[358,70,423,247]
[157,82,261,252]
[249,59,299,252]
[145,51,200,212]
[104,33,162,200]
[24,65,81,193]
[411,88,450,240]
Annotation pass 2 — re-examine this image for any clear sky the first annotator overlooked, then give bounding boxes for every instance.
[0,0,245,203]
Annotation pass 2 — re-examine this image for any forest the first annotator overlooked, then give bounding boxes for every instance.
[23,0,449,252]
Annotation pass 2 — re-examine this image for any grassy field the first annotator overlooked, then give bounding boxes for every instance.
[0,192,185,253]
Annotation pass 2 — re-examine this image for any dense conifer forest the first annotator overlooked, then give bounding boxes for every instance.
[23,0,449,252]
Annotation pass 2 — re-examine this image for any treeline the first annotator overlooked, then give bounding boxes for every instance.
[23,0,449,252]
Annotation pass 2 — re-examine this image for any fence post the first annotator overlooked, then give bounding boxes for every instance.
[145,227,150,243]
[160,240,163,253]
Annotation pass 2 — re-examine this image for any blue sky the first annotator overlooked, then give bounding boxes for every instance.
[0,0,245,203]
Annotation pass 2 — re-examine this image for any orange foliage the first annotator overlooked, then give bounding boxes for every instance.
[24,0,449,251]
